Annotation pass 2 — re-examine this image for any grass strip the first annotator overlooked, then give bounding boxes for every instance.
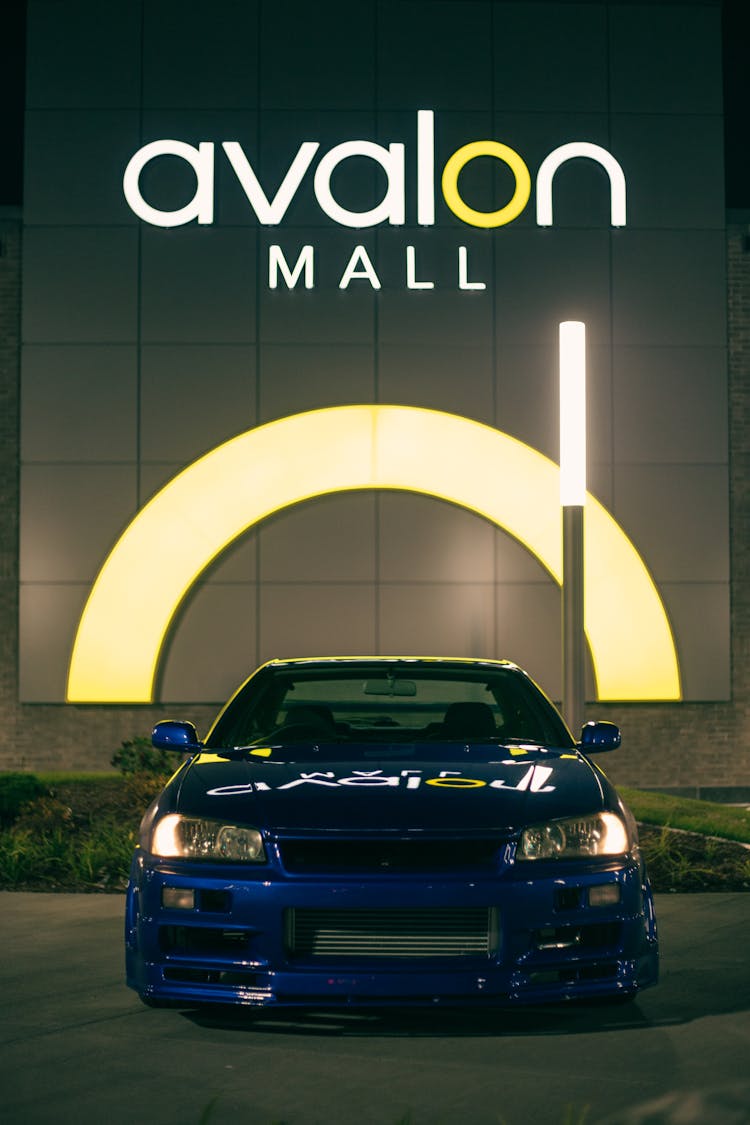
[619,787,750,844]
[36,772,122,783]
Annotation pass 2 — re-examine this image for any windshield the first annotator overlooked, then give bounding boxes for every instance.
[207,662,573,751]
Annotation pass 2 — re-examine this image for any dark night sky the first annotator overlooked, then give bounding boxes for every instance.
[721,0,750,208]
[0,0,24,206]
[0,0,748,208]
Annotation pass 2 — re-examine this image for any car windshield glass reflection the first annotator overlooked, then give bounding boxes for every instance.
[207,665,573,753]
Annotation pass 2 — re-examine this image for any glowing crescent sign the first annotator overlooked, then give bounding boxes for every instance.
[66,405,681,704]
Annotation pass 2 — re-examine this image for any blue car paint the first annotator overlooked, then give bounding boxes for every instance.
[125,659,658,1009]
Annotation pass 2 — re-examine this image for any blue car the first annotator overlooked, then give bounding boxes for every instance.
[125,657,658,1009]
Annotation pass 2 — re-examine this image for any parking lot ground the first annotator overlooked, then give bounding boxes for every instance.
[1,892,749,1125]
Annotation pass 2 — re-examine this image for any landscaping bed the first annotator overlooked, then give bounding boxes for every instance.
[0,773,163,893]
[637,824,750,892]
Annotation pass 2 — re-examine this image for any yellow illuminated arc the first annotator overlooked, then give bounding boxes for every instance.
[66,405,681,704]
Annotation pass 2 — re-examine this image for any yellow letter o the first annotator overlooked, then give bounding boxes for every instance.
[442,141,531,228]
[425,777,487,789]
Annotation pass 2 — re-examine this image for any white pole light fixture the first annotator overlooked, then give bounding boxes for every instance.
[559,320,587,507]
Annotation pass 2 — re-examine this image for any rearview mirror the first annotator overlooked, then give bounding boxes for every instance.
[363,678,417,697]
[152,720,203,753]
[579,720,621,754]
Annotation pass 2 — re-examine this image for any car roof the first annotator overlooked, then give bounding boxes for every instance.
[259,656,520,672]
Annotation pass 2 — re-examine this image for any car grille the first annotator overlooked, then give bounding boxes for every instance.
[277,839,502,874]
[285,907,497,959]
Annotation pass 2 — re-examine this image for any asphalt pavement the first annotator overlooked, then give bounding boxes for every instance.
[1,892,748,1125]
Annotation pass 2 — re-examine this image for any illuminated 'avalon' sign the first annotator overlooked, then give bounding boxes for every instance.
[123,110,627,231]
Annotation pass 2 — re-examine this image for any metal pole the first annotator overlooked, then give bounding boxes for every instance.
[559,320,586,739]
[562,503,585,736]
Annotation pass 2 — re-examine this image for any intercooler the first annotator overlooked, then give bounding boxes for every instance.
[285,907,498,959]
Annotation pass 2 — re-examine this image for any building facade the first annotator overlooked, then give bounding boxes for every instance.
[1,0,747,795]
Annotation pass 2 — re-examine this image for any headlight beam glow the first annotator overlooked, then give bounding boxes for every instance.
[518,811,630,861]
[151,814,266,862]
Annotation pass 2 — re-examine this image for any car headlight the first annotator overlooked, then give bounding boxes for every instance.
[150,814,266,863]
[517,812,630,861]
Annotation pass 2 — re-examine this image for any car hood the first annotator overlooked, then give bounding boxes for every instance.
[173,745,607,836]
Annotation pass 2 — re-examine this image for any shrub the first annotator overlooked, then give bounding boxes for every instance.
[15,796,74,834]
[0,777,152,891]
[0,819,136,891]
[0,773,49,827]
[123,772,167,812]
[111,736,174,776]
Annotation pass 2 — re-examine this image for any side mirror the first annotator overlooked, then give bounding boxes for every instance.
[579,720,621,754]
[152,720,203,753]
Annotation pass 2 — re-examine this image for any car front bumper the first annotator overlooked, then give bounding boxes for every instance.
[125,849,658,1008]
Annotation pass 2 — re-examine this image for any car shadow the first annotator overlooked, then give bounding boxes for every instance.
[180,977,749,1037]
[179,896,750,1037]
[181,998,654,1037]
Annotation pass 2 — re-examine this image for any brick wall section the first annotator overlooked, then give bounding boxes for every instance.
[594,217,750,791]
[1,213,749,784]
[0,213,21,760]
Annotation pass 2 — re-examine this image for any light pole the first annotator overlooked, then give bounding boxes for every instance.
[559,320,586,737]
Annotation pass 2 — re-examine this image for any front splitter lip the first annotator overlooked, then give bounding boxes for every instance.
[134,959,651,1010]
[136,963,652,1017]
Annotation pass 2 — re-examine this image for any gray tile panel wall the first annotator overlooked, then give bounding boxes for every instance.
[24,111,141,226]
[139,344,257,462]
[21,345,137,461]
[259,494,377,583]
[19,0,730,705]
[376,2,493,111]
[18,584,92,702]
[26,0,142,108]
[608,4,723,113]
[492,4,608,113]
[259,344,375,421]
[22,228,138,342]
[259,583,377,661]
[260,2,375,109]
[142,1,260,108]
[20,465,137,584]
[158,584,259,704]
[140,228,258,343]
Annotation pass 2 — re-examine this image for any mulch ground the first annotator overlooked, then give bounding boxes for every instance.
[638,824,750,892]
